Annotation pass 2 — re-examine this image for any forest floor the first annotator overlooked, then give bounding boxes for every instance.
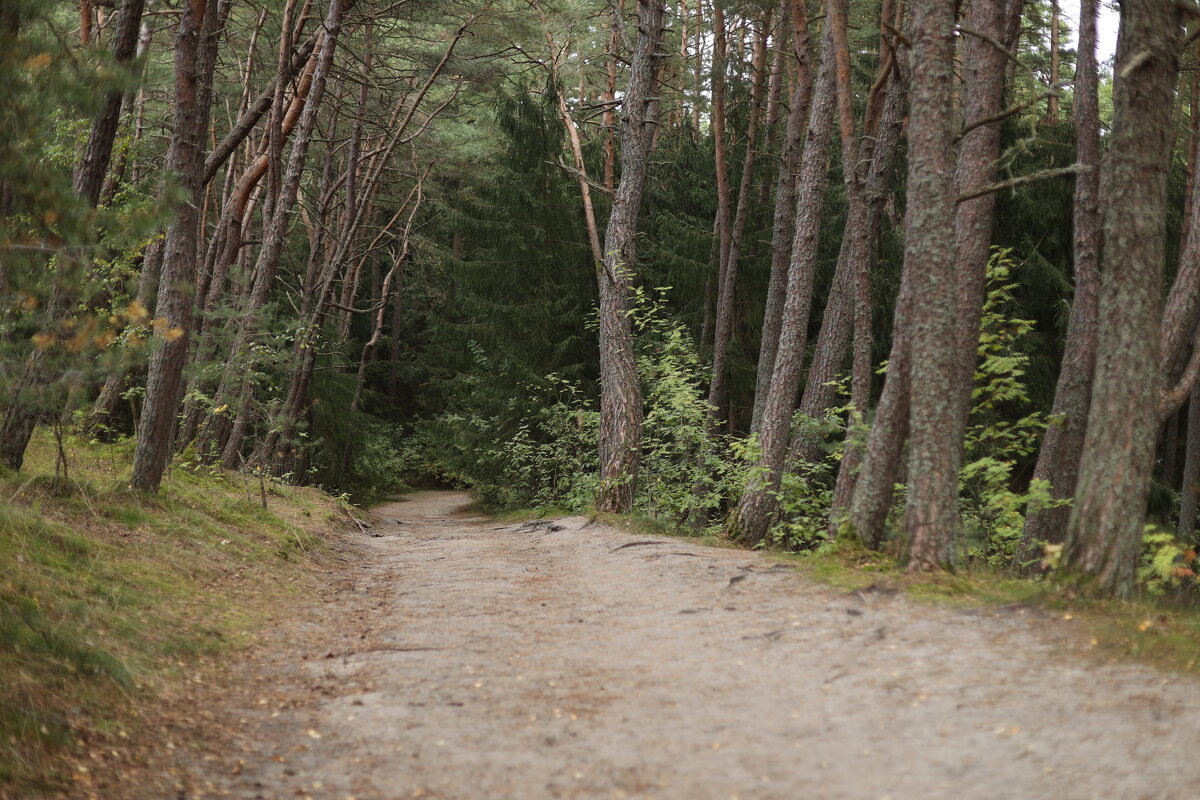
[151,490,1200,800]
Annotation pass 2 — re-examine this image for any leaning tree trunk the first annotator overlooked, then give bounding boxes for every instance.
[899,0,960,571]
[826,46,907,530]
[594,0,667,513]
[707,8,769,427]
[1016,0,1102,565]
[1062,0,1183,595]
[130,0,226,491]
[214,0,344,468]
[73,0,146,207]
[728,5,840,545]
[790,3,903,468]
[751,0,813,433]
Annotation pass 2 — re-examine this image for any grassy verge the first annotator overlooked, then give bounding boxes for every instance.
[0,430,357,797]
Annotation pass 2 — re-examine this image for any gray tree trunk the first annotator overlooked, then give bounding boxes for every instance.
[751,0,813,433]
[595,0,667,513]
[900,0,961,571]
[1062,0,1183,595]
[729,5,840,545]
[1017,0,1102,565]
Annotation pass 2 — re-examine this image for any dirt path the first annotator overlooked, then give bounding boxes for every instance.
[186,491,1200,800]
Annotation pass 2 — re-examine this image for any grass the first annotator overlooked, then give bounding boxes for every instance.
[0,429,353,796]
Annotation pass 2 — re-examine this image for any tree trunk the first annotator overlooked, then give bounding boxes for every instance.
[729,5,840,545]
[72,0,146,207]
[826,56,907,529]
[704,5,734,423]
[900,0,960,571]
[751,0,813,433]
[1062,0,1183,595]
[1180,382,1200,542]
[1017,0,1103,564]
[1047,0,1061,121]
[595,0,666,513]
[213,0,344,469]
[130,0,227,492]
[791,10,904,468]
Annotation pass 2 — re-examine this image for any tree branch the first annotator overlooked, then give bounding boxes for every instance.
[955,164,1088,204]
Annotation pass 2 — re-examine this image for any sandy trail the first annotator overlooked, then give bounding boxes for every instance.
[190,491,1200,800]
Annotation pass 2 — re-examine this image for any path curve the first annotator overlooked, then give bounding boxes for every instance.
[192,491,1200,799]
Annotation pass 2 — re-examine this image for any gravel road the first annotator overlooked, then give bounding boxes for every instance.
[186,491,1200,800]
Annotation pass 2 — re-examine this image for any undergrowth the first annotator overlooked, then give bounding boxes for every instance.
[0,429,349,796]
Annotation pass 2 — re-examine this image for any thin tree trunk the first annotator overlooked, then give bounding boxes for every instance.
[1180,379,1200,542]
[704,4,734,422]
[826,58,908,530]
[1063,0,1183,595]
[730,5,839,545]
[751,0,813,433]
[595,0,666,513]
[130,0,227,492]
[1017,0,1103,565]
[709,9,769,427]
[792,11,904,468]
[215,0,344,468]
[1047,0,1061,121]
[73,0,146,207]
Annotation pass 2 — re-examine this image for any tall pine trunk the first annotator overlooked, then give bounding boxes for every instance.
[899,0,959,570]
[751,0,812,433]
[130,0,226,491]
[1062,0,1183,595]
[594,0,666,513]
[729,5,840,545]
[1017,0,1102,563]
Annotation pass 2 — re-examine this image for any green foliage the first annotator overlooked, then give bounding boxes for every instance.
[1137,526,1197,597]
[960,250,1064,565]
[1,3,164,454]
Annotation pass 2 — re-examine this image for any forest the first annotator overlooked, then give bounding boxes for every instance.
[10,0,1200,795]
[4,1,1200,599]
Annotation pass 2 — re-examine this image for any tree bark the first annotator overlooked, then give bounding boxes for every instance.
[1062,0,1183,595]
[791,8,904,468]
[595,0,666,513]
[826,56,907,529]
[1017,0,1103,564]
[72,0,146,207]
[751,0,813,433]
[130,0,227,491]
[1180,380,1200,542]
[704,4,734,423]
[216,0,345,469]
[729,5,840,545]
[900,0,960,571]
